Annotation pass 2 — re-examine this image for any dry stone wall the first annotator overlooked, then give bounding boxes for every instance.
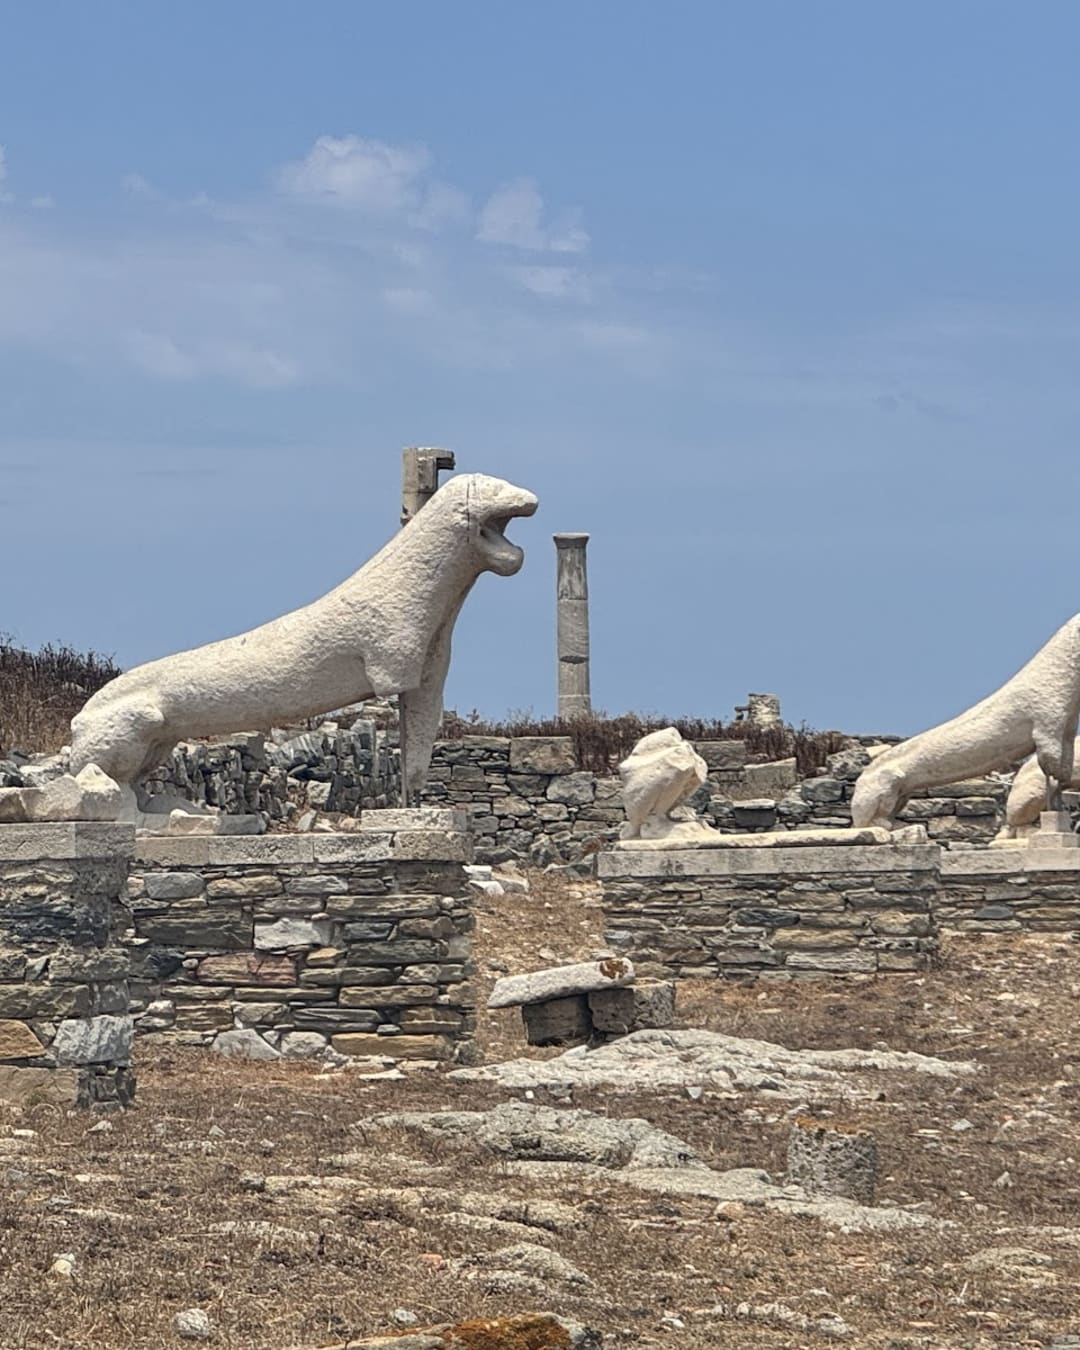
[0,823,134,1107]
[125,816,475,1061]
[599,843,939,980]
[1,720,1020,863]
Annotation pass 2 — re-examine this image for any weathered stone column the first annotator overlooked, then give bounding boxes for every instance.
[554,533,591,720]
[400,447,456,527]
[399,447,456,803]
[0,823,135,1107]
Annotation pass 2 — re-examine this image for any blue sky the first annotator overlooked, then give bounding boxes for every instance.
[3,3,1080,735]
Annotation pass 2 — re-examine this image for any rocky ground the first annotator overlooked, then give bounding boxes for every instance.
[3,874,1080,1348]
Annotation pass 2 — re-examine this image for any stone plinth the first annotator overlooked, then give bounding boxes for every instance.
[0,823,135,1107]
[127,815,476,1059]
[598,842,940,979]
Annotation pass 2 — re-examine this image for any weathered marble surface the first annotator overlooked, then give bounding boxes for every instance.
[618,727,710,841]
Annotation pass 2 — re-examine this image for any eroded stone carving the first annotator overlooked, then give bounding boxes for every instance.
[618,728,713,843]
[852,614,1080,830]
[65,473,537,816]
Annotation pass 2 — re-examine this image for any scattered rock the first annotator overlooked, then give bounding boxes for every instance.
[174,1308,213,1340]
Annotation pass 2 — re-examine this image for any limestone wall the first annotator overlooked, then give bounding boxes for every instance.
[0,823,134,1106]
[125,815,475,1061]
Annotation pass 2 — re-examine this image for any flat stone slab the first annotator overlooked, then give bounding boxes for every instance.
[615,825,894,852]
[356,808,467,832]
[488,958,635,1009]
[0,822,135,861]
[453,1028,975,1097]
[598,841,940,879]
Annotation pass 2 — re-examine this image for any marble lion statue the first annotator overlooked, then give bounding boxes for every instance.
[851,613,1080,831]
[70,473,537,801]
[996,738,1080,840]
[619,727,708,839]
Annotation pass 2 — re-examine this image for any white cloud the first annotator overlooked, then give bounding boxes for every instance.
[382,286,434,313]
[276,134,430,213]
[122,172,161,201]
[477,177,589,253]
[511,264,590,300]
[30,195,54,210]
[125,330,297,387]
[0,146,7,183]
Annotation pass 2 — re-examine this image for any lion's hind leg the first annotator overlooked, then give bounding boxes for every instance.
[70,698,168,787]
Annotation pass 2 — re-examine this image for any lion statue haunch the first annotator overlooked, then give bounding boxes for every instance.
[70,473,537,799]
[997,738,1080,840]
[851,613,1080,831]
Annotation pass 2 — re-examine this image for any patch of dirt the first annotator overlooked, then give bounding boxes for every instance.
[2,878,1080,1346]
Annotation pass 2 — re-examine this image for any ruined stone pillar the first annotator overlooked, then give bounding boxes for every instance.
[0,823,135,1108]
[554,533,591,720]
[401,447,456,528]
[399,448,456,803]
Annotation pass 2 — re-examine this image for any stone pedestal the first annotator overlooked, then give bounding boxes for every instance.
[0,823,135,1107]
[599,841,940,979]
[1030,810,1079,850]
[554,532,591,720]
[128,810,476,1060]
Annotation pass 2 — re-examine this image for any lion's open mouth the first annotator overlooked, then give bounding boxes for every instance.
[478,496,537,575]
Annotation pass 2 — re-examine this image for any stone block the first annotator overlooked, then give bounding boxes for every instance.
[546,772,595,806]
[786,1118,878,1204]
[196,953,298,986]
[207,836,314,865]
[522,995,591,1046]
[206,875,283,899]
[489,958,634,1009]
[0,1065,80,1106]
[357,808,468,832]
[254,917,333,950]
[53,1014,133,1066]
[145,872,205,901]
[784,950,876,973]
[0,822,135,862]
[330,1032,452,1059]
[313,833,393,863]
[588,981,675,1035]
[392,831,471,862]
[212,1028,280,1060]
[726,759,797,802]
[137,915,253,950]
[695,741,748,770]
[509,737,576,775]
[0,1019,44,1060]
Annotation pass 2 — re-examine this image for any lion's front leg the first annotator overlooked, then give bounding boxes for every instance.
[401,618,456,801]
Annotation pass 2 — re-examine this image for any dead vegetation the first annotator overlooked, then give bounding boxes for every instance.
[3,879,1080,1346]
[0,638,119,757]
[441,710,849,778]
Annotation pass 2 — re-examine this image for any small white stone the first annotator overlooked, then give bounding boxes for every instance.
[174,1308,213,1341]
[50,1253,76,1279]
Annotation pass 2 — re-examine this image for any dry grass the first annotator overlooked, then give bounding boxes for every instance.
[3,881,1080,1346]
[0,639,119,757]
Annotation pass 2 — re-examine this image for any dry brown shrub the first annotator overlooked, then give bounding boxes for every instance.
[442,708,848,777]
[0,637,120,756]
